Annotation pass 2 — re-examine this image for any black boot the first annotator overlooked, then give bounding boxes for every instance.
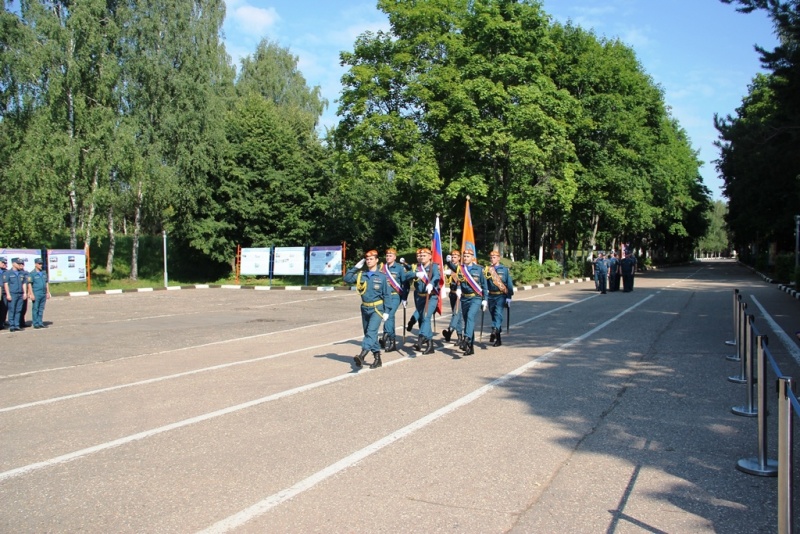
[413,335,423,351]
[422,337,435,354]
[463,337,474,356]
[379,333,386,349]
[354,349,369,368]
[492,331,502,347]
[385,337,397,352]
[406,317,417,332]
[442,328,452,342]
[456,333,463,347]
[370,352,382,369]
[458,335,468,351]
[489,328,497,343]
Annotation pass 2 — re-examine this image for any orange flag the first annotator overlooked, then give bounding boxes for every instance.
[461,198,477,257]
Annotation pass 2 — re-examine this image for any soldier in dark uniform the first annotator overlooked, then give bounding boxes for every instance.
[442,249,463,347]
[406,248,441,355]
[28,258,50,328]
[343,250,392,369]
[620,251,637,292]
[0,257,7,329]
[379,248,406,352]
[485,249,514,347]
[17,258,29,328]
[608,251,620,292]
[594,251,608,294]
[457,249,488,356]
[3,258,28,332]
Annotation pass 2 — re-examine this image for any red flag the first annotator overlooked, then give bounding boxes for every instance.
[431,216,445,315]
[461,198,476,257]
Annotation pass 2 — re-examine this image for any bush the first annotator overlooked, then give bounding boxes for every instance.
[542,259,563,279]
[774,253,795,283]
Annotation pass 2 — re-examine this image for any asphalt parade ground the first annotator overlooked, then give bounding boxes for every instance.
[1,259,799,533]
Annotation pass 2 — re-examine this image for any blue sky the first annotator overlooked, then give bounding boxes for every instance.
[222,0,780,200]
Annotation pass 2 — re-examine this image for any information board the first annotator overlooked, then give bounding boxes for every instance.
[0,249,42,277]
[47,249,87,282]
[272,247,306,276]
[309,246,342,275]
[240,247,272,276]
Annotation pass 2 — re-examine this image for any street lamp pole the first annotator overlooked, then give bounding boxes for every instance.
[795,215,800,272]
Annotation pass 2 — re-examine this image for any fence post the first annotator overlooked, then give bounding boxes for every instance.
[777,376,794,534]
[725,290,740,359]
[736,335,778,475]
[729,302,748,384]
[732,315,758,416]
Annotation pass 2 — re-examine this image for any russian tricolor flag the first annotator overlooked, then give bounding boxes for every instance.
[431,216,445,315]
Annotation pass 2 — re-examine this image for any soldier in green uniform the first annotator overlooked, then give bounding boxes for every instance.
[3,258,27,332]
[344,250,392,369]
[28,258,51,328]
[485,250,514,347]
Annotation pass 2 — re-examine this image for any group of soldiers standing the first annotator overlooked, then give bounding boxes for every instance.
[344,247,514,370]
[591,250,637,294]
[1,256,51,332]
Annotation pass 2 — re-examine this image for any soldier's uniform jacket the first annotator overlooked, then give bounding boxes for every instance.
[28,269,48,296]
[445,260,461,291]
[458,263,489,299]
[485,263,514,298]
[620,256,636,275]
[344,267,391,309]
[380,262,407,299]
[594,257,610,274]
[409,263,441,296]
[4,269,26,295]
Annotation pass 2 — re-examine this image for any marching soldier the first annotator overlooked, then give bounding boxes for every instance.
[379,248,406,352]
[406,247,441,355]
[343,250,391,369]
[457,249,488,356]
[485,249,514,347]
[608,251,620,292]
[442,249,463,346]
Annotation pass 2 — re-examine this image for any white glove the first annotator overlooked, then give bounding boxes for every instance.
[399,258,406,264]
[506,298,511,308]
[382,313,389,321]
[415,271,426,280]
[481,300,488,311]
[455,288,462,297]
[355,258,365,269]
[402,300,407,309]
[444,268,452,276]
[426,283,433,294]
[446,254,452,262]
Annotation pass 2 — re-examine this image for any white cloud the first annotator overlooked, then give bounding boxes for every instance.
[231,4,280,36]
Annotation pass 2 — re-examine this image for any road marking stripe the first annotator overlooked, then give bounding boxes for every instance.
[198,294,655,533]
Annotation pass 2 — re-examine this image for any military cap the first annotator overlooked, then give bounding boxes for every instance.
[0,257,6,263]
[35,258,43,264]
[11,257,21,264]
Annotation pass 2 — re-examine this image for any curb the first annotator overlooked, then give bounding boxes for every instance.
[55,277,596,298]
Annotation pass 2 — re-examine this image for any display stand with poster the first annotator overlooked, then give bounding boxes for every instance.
[47,249,88,283]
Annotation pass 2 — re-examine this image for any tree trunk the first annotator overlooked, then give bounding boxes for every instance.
[130,180,143,281]
[106,206,115,274]
[84,166,99,249]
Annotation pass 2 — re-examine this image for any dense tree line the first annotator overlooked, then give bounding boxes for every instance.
[333,0,709,264]
[0,0,710,280]
[716,0,800,259]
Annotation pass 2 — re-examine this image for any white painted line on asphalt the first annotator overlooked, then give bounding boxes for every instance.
[0,292,621,483]
[0,356,410,484]
[198,294,655,533]
[749,296,800,366]
[0,313,362,381]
